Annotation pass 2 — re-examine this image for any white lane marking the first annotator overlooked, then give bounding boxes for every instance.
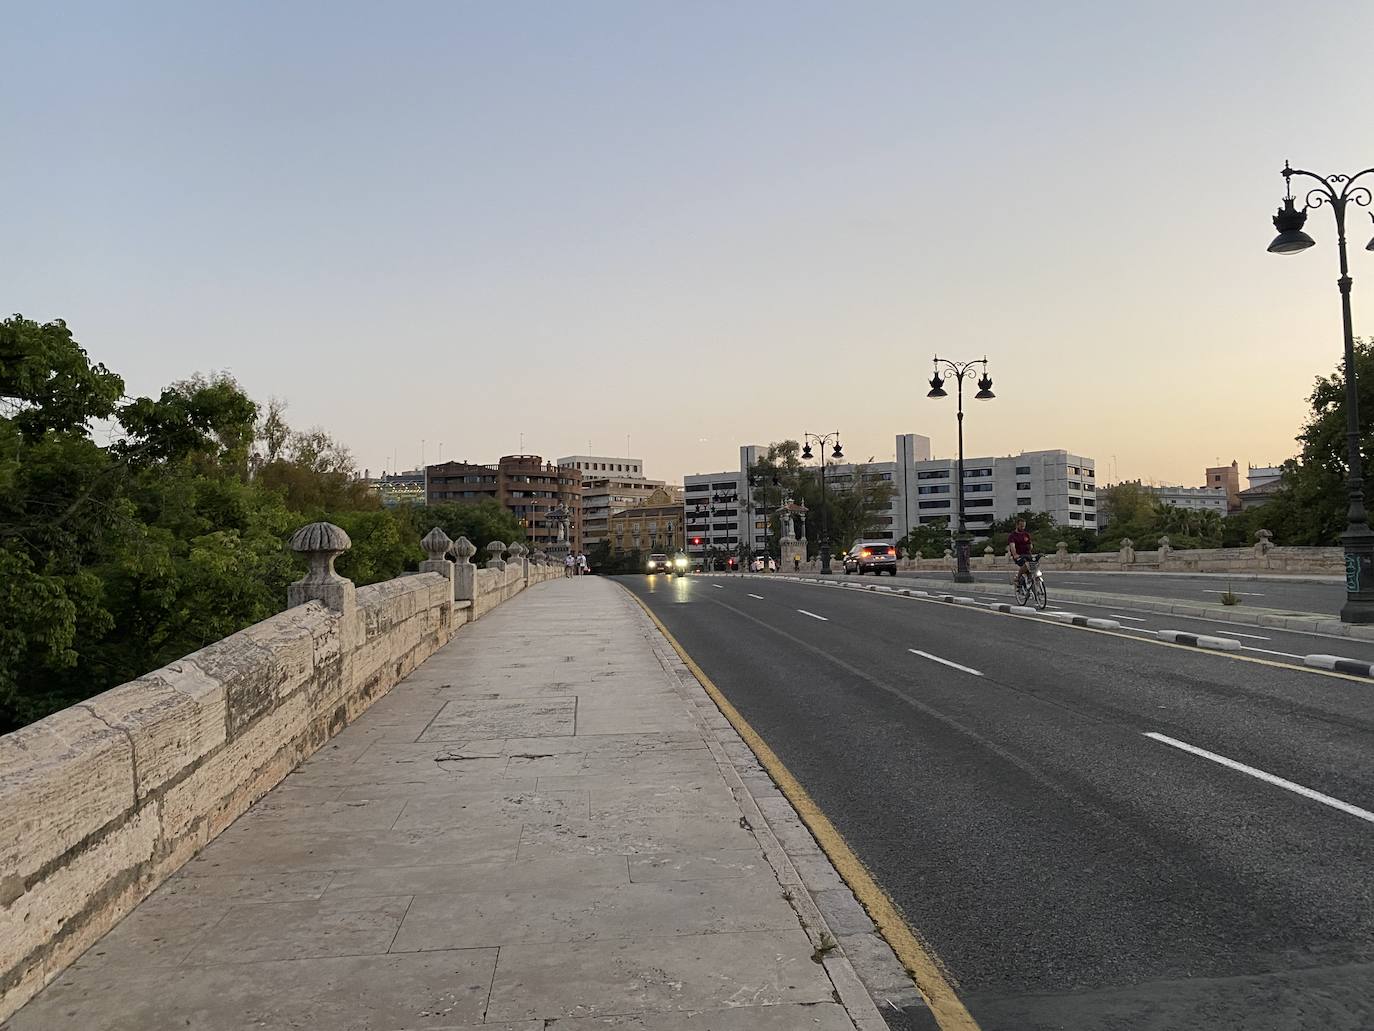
[1244,646,1307,660]
[1207,629,1271,640]
[1144,732,1374,825]
[747,593,764,600]
[908,649,984,676]
[1109,614,1150,622]
[797,609,829,621]
[1201,589,1265,596]
[712,584,724,589]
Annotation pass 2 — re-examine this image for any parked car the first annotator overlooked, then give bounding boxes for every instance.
[843,541,898,576]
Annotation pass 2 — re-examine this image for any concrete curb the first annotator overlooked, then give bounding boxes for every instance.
[625,590,920,1029]
[736,571,1374,642]
[1304,654,1374,678]
[1153,629,1244,652]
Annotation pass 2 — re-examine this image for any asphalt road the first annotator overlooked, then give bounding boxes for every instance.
[888,569,1345,617]
[620,573,1374,1031]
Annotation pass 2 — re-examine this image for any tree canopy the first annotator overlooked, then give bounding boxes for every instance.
[0,315,512,732]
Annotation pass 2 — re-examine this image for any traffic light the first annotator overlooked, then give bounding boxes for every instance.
[691,537,702,546]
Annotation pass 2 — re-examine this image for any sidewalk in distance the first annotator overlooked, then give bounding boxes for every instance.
[3,577,916,1031]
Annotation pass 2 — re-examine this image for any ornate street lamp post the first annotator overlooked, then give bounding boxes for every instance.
[1269,161,1374,623]
[927,357,995,584]
[801,432,844,573]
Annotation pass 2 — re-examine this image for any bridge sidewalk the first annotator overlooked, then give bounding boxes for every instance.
[4,577,910,1031]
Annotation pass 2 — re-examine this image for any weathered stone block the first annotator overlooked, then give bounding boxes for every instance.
[0,709,134,885]
[84,665,227,801]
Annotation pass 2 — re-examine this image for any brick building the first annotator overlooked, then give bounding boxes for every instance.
[425,455,583,551]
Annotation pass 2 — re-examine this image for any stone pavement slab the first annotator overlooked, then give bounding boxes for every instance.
[4,577,904,1031]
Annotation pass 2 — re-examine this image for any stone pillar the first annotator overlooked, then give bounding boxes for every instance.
[486,541,507,571]
[1056,541,1068,559]
[508,541,529,582]
[1157,535,1171,560]
[1255,529,1274,556]
[288,522,356,617]
[1119,538,1135,568]
[419,527,455,606]
[982,545,995,568]
[450,536,477,615]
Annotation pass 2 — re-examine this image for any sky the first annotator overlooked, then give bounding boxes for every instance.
[6,1,1374,488]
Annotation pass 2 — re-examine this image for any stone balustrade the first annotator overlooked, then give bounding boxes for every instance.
[0,525,561,1021]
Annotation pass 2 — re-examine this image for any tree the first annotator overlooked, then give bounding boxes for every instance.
[416,499,527,554]
[1246,338,1374,546]
[898,518,950,559]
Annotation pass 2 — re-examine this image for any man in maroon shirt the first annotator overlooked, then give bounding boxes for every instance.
[1007,518,1035,589]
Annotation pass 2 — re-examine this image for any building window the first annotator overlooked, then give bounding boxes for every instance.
[919,515,949,525]
[1068,481,1081,490]
[1069,497,1081,505]
[1016,481,1031,490]
[918,500,950,510]
[1069,512,1082,520]
[1015,465,1031,475]
[917,470,948,480]
[1084,499,1095,508]
[1085,514,1095,522]
[966,483,992,493]
[964,468,992,478]
[1017,496,1032,506]
[918,485,950,495]
[965,499,994,508]
[1087,469,1095,478]
[1069,466,1079,475]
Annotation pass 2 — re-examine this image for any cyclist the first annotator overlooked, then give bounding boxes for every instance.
[1007,518,1036,590]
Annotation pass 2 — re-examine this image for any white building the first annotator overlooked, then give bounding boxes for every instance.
[556,454,645,477]
[684,437,1095,559]
[1248,465,1283,490]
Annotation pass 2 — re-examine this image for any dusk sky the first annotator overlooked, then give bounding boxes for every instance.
[6,2,1374,487]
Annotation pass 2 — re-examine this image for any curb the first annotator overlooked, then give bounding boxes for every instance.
[746,571,1370,642]
[623,589,926,1030]
[725,572,1374,682]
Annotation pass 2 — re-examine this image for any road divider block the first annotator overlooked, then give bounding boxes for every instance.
[1010,605,1041,616]
[1303,654,1374,677]
[1154,630,1243,651]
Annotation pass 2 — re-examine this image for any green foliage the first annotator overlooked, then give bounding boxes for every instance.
[1237,338,1374,546]
[413,499,527,553]
[747,442,896,558]
[897,519,950,559]
[0,315,460,733]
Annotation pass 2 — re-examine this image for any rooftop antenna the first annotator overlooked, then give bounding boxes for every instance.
[439,441,443,461]
[519,432,524,452]
[421,439,425,469]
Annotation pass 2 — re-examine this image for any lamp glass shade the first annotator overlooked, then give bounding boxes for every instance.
[832,444,844,459]
[1366,235,1374,252]
[975,387,995,400]
[1268,230,1316,254]
[801,444,813,459]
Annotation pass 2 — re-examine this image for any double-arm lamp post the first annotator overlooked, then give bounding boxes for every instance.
[926,357,994,584]
[801,432,844,573]
[748,472,780,565]
[1269,160,1374,623]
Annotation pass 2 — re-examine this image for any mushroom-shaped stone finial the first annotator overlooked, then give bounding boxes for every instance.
[289,522,352,584]
[486,540,507,569]
[1255,528,1274,554]
[451,536,477,565]
[983,545,994,556]
[421,527,453,563]
[1056,541,1069,557]
[508,542,527,560]
[534,550,548,565]
[1120,538,1134,551]
[1157,534,1171,552]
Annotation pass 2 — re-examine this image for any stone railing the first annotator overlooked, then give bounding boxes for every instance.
[0,525,560,1020]
[788,532,1342,577]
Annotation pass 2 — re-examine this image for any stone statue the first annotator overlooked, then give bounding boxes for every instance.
[547,505,570,542]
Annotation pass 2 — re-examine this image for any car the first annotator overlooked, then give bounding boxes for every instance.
[646,553,672,574]
[843,541,898,576]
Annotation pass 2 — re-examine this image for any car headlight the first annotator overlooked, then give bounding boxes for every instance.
[675,557,688,568]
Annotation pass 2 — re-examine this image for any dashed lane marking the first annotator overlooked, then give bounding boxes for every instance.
[747,593,765,600]
[909,649,984,677]
[797,609,829,621]
[1145,732,1374,825]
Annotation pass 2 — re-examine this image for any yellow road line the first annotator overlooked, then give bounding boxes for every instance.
[626,588,983,1031]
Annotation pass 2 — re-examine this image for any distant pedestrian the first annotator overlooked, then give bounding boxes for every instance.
[564,553,575,578]
[576,552,588,576]
[768,557,776,574]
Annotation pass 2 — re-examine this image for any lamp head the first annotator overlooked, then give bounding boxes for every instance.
[831,442,844,460]
[927,373,947,399]
[801,442,813,460]
[975,372,995,400]
[1268,196,1315,254]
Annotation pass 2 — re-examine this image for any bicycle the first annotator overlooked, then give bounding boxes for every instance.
[1014,554,1048,610]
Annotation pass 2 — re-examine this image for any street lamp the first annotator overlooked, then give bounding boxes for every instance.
[927,356,995,584]
[749,472,780,567]
[1269,160,1374,623]
[801,432,844,573]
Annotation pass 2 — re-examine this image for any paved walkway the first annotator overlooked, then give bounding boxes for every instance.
[6,577,901,1030]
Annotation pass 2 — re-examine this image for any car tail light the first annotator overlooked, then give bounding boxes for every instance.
[861,549,871,557]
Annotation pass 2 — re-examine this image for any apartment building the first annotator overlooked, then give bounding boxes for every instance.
[901,448,1097,535]
[554,454,678,548]
[607,488,686,556]
[425,454,582,551]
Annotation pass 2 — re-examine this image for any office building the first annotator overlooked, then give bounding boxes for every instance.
[425,454,582,551]
[1205,461,1242,512]
[556,454,644,477]
[554,454,675,548]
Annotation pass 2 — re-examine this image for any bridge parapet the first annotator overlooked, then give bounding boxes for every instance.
[0,524,560,1021]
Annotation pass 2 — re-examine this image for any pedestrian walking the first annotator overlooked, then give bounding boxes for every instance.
[576,552,588,576]
[564,553,575,578]
[768,556,776,573]
[793,552,801,572]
